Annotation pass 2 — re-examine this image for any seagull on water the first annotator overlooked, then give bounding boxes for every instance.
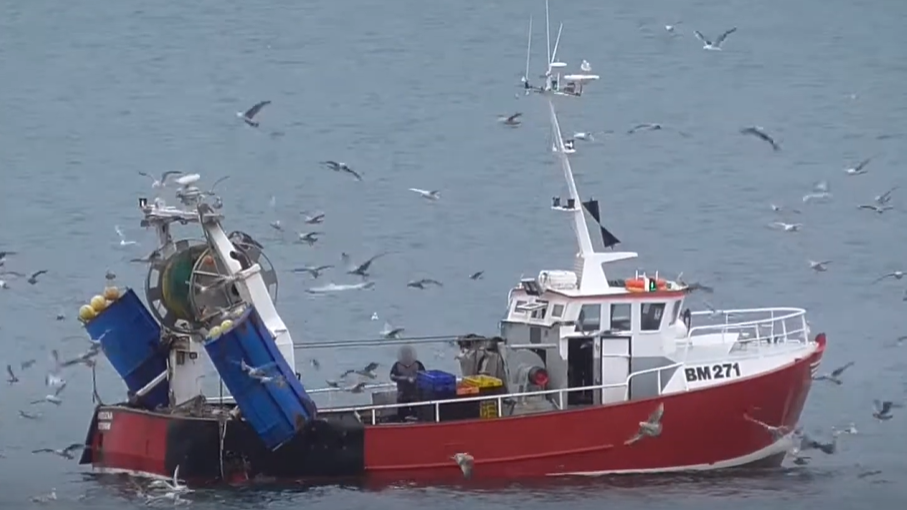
[665,21,682,32]
[872,271,904,283]
[845,156,874,175]
[498,113,522,126]
[694,27,737,50]
[409,188,440,201]
[808,260,831,272]
[813,361,853,384]
[139,171,183,189]
[769,221,802,232]
[32,443,85,460]
[321,160,362,181]
[148,465,192,502]
[771,203,801,214]
[237,100,271,127]
[625,402,664,445]
[627,123,663,134]
[452,453,474,478]
[469,271,484,280]
[740,126,780,151]
[115,225,137,246]
[858,203,892,214]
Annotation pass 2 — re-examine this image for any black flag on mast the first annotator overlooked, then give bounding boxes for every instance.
[581,198,621,249]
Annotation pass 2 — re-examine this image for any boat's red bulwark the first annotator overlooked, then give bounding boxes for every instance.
[82,335,824,482]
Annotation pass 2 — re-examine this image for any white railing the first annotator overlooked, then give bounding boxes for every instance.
[318,362,684,425]
[685,307,809,354]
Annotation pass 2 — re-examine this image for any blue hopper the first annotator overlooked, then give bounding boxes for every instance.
[84,288,169,410]
[204,306,316,450]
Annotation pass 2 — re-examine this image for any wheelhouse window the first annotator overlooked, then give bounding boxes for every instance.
[512,300,527,314]
[551,304,565,318]
[575,303,601,332]
[669,300,682,325]
[610,303,632,332]
[641,302,666,331]
[530,301,549,319]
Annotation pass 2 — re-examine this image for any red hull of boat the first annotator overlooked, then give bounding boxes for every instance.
[84,337,824,482]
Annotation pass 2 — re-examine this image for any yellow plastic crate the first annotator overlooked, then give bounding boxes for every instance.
[479,400,499,419]
[463,375,504,389]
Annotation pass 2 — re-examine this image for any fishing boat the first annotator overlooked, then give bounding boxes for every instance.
[76,5,825,485]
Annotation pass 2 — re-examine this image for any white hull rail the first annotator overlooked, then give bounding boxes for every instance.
[317,362,683,425]
[685,307,809,353]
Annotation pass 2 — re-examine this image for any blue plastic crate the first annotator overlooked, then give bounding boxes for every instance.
[84,288,169,410]
[417,370,456,395]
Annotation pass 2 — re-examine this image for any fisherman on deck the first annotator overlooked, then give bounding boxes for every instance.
[390,345,426,421]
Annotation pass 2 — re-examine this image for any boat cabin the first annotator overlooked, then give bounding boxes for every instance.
[497,269,688,408]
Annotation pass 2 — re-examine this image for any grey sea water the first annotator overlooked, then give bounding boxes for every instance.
[1,0,906,507]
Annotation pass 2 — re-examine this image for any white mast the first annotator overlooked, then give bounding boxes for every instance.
[541,0,637,293]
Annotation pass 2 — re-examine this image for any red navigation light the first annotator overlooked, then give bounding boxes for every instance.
[528,367,549,388]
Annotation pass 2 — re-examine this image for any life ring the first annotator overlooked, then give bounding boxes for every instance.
[625,277,668,293]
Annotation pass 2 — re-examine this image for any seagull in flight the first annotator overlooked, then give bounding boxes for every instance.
[27,270,48,284]
[380,321,405,339]
[6,365,19,384]
[407,278,443,289]
[498,113,522,126]
[296,231,323,246]
[452,453,474,478]
[302,212,325,224]
[32,443,85,460]
[625,402,664,445]
[858,203,892,214]
[341,252,388,278]
[740,126,780,151]
[237,360,277,378]
[469,271,484,280]
[138,171,182,189]
[31,381,67,405]
[744,413,790,441]
[237,100,271,127]
[694,27,737,50]
[115,225,137,246]
[813,361,853,384]
[580,60,592,72]
[321,160,362,181]
[845,157,873,175]
[803,180,832,203]
[808,260,831,272]
[873,399,901,420]
[872,271,905,283]
[292,265,333,278]
[875,186,898,205]
[408,188,440,201]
